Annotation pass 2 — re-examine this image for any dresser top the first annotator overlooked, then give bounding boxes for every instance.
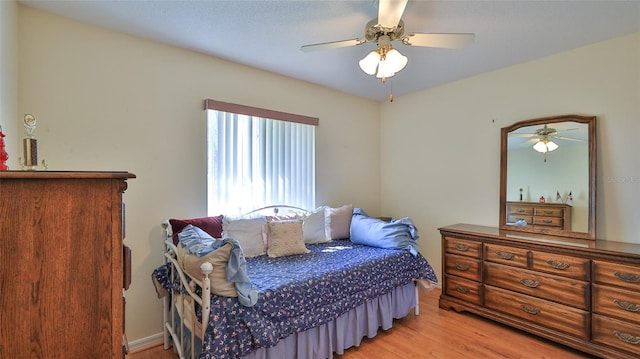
[507,201,572,208]
[0,170,135,179]
[439,223,640,258]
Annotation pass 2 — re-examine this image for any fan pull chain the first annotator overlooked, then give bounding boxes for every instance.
[389,79,394,102]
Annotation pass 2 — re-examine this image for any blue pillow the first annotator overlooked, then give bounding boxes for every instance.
[349,208,419,255]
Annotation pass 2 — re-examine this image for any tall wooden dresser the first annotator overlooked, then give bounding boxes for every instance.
[440,224,640,359]
[0,171,135,359]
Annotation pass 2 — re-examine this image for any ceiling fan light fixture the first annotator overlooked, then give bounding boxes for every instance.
[361,46,408,80]
[533,139,559,153]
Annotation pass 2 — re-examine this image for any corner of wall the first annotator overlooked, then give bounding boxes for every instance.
[0,0,18,169]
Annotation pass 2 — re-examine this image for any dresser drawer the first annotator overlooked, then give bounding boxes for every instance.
[445,254,481,282]
[530,250,589,280]
[484,243,528,268]
[593,284,640,323]
[507,214,533,224]
[445,275,481,305]
[593,260,640,291]
[592,314,640,355]
[485,263,588,309]
[532,216,563,227]
[508,204,533,216]
[485,285,589,339]
[534,207,564,218]
[444,237,482,259]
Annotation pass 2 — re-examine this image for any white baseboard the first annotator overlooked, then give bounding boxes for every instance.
[128,332,164,353]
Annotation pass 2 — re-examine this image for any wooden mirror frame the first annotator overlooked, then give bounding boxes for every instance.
[499,114,597,240]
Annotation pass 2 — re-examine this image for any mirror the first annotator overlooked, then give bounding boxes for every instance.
[499,115,596,240]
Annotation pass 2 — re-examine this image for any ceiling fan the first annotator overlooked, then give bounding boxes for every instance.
[300,0,475,84]
[513,125,583,143]
[512,124,583,155]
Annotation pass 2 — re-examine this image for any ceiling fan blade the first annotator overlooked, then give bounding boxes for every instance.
[402,33,475,49]
[378,0,408,29]
[300,38,366,52]
[520,138,539,146]
[554,135,584,142]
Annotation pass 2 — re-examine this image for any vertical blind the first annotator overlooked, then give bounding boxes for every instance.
[206,102,316,216]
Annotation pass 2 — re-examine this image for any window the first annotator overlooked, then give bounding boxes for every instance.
[205,99,317,216]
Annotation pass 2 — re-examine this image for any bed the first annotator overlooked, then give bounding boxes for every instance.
[152,205,437,359]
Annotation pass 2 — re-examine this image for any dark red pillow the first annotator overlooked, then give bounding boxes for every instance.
[169,215,224,245]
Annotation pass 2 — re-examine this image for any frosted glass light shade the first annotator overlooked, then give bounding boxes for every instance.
[375,48,407,79]
[359,51,380,75]
[376,59,391,78]
[385,49,408,73]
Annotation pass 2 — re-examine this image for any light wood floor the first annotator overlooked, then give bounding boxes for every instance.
[131,287,595,359]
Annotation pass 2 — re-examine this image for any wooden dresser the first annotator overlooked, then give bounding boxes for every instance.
[506,201,572,230]
[0,171,135,359]
[439,223,640,359]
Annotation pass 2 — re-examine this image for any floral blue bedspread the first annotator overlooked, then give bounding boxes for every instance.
[152,240,437,359]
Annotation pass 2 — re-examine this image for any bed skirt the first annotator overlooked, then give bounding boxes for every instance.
[243,281,417,359]
[169,281,422,359]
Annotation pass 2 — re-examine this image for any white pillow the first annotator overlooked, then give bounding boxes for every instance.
[266,220,310,258]
[325,204,353,240]
[303,206,331,244]
[222,217,267,257]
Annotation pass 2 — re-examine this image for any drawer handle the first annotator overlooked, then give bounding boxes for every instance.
[546,260,570,270]
[454,285,469,294]
[613,330,640,345]
[516,209,526,213]
[519,278,541,288]
[613,299,640,313]
[454,244,470,252]
[543,210,554,215]
[455,263,470,271]
[614,271,640,283]
[520,304,540,315]
[496,251,515,260]
[542,219,553,224]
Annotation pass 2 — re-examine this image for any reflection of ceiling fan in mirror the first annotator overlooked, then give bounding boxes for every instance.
[300,0,475,86]
[512,124,584,154]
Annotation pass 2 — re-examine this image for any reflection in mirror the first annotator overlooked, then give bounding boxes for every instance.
[507,122,589,232]
[499,115,596,240]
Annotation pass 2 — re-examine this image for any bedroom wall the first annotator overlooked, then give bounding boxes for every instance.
[380,32,640,283]
[16,5,380,345]
[0,0,18,168]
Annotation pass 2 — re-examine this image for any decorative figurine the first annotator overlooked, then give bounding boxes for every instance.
[0,125,8,171]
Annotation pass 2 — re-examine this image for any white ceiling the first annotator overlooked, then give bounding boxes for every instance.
[19,0,640,102]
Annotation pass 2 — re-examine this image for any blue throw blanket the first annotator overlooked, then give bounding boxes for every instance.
[178,224,258,306]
